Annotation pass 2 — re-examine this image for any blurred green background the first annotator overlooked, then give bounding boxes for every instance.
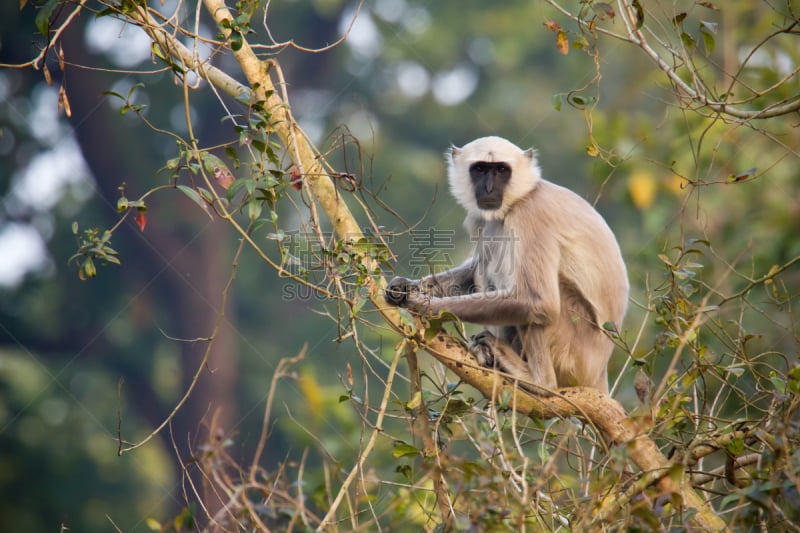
[1,1,798,530]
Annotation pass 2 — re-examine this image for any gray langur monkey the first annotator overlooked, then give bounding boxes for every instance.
[385,136,628,395]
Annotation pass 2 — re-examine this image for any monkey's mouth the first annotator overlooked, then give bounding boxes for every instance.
[477,198,503,210]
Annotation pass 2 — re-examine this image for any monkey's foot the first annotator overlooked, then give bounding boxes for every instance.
[469,330,554,395]
[468,330,499,368]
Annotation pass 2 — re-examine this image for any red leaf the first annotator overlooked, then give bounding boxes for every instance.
[544,20,562,32]
[213,164,235,190]
[290,166,303,190]
[135,210,147,232]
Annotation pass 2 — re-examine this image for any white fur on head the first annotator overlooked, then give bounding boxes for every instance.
[446,136,541,220]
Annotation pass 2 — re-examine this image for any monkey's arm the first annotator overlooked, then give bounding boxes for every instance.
[385,260,476,306]
[402,288,556,326]
[404,234,562,326]
[417,260,476,296]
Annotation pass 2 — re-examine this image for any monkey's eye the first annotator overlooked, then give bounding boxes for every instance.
[470,162,487,173]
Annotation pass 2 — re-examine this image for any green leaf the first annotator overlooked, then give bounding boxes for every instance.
[197,187,214,204]
[166,156,181,170]
[226,178,250,200]
[405,391,422,410]
[392,442,421,459]
[397,308,418,335]
[551,93,562,111]
[719,492,741,511]
[351,292,366,316]
[247,197,262,221]
[230,31,243,51]
[497,389,512,410]
[395,464,412,480]
[726,437,745,455]
[234,13,252,27]
[102,90,125,100]
[224,146,240,167]
[567,94,596,109]
[441,399,470,417]
[200,152,225,174]
[770,371,786,394]
[788,365,800,388]
[83,257,96,278]
[699,21,717,54]
[126,82,145,100]
[176,184,207,210]
[728,167,757,182]
[71,221,79,235]
[151,42,168,62]
[174,503,196,529]
[632,0,644,29]
[34,0,60,37]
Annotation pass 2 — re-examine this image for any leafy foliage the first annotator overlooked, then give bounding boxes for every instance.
[1,0,799,531]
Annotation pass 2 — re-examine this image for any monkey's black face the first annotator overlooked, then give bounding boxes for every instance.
[470,162,511,210]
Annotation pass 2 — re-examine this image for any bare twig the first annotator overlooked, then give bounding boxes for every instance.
[546,0,800,120]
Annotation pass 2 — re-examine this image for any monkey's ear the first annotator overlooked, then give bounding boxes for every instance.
[447,145,461,159]
[523,148,536,160]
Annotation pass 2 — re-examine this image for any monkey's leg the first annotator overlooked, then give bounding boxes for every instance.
[469,330,532,382]
[469,330,558,396]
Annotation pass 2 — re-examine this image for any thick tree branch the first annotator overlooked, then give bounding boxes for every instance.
[421,333,727,531]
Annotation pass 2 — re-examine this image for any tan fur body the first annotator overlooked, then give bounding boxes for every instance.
[386,137,628,394]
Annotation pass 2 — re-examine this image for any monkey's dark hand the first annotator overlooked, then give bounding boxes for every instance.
[385,276,419,307]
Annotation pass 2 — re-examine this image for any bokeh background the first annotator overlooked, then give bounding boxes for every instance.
[1,1,798,530]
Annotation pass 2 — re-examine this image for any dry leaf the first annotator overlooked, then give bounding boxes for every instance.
[556,30,569,55]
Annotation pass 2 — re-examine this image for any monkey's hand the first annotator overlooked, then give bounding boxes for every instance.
[385,276,419,307]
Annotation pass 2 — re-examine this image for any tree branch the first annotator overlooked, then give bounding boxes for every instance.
[547,0,800,120]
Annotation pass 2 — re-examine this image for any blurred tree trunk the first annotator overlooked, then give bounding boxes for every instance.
[62,22,238,516]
